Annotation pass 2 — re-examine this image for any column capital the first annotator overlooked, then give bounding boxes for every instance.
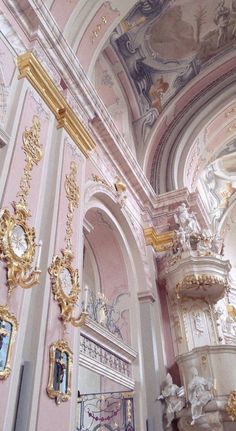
[138,290,156,303]
[144,227,174,253]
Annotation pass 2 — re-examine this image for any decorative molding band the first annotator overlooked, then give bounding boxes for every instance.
[81,317,137,362]
[144,227,174,252]
[17,51,95,157]
[80,334,134,389]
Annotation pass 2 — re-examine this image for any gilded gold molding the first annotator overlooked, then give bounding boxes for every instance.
[47,339,73,404]
[17,51,95,157]
[144,227,175,252]
[0,305,18,379]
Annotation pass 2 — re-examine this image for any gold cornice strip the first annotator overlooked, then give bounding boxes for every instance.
[144,227,175,252]
[17,51,95,157]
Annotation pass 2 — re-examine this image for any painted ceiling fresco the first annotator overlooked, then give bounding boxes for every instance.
[110,0,236,146]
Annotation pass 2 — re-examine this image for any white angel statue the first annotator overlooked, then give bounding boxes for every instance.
[158,373,185,427]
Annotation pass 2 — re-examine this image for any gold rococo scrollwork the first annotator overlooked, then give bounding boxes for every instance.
[47,339,73,404]
[175,274,228,300]
[48,249,80,323]
[0,116,42,294]
[0,202,40,293]
[226,390,236,421]
[48,162,87,327]
[64,161,80,251]
[0,305,18,379]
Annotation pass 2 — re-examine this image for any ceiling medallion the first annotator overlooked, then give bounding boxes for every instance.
[48,162,88,327]
[0,116,43,294]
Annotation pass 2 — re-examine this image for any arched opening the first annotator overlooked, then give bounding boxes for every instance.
[77,189,148,431]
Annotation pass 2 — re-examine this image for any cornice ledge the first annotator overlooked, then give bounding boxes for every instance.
[81,317,137,362]
[137,290,156,303]
[91,116,157,207]
[17,51,95,157]
[144,226,175,252]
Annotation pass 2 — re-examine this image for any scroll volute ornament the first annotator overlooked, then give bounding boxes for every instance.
[0,116,43,294]
[48,249,80,324]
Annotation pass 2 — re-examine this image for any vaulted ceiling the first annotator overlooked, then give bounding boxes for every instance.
[46,0,236,190]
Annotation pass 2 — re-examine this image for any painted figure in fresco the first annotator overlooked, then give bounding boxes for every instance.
[188,368,213,425]
[158,373,185,427]
[214,0,230,48]
[149,77,169,113]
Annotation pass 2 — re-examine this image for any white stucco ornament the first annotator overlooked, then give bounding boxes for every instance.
[158,373,185,427]
[188,367,213,425]
[174,203,199,235]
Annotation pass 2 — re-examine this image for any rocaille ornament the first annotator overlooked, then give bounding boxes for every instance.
[0,116,43,294]
[48,161,88,327]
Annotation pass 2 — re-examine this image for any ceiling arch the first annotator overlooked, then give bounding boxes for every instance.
[148,64,236,193]
[46,0,236,174]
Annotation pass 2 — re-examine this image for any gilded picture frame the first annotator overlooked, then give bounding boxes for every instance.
[47,339,73,404]
[0,305,18,379]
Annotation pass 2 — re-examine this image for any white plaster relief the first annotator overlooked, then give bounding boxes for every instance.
[28,89,50,120]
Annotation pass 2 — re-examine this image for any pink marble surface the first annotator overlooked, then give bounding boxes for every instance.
[0,89,50,430]
[37,138,84,431]
[2,90,49,220]
[76,4,120,72]
[50,0,77,33]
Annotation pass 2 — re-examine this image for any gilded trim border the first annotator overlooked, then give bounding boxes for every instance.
[144,227,174,252]
[17,51,95,157]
